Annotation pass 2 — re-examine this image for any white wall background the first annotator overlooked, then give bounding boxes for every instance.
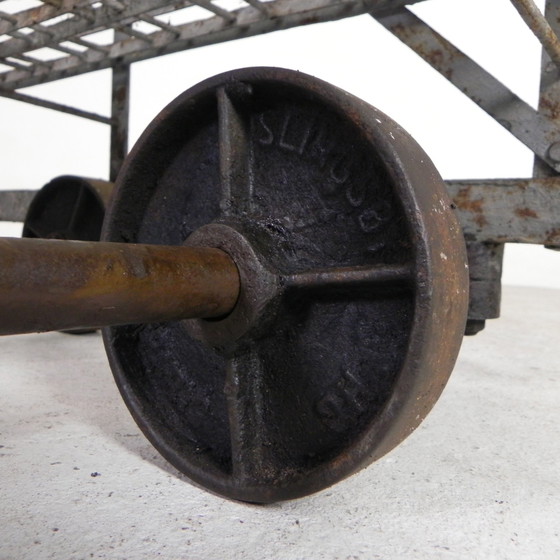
[0,0,558,288]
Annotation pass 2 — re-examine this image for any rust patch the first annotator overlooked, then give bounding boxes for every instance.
[424,48,454,80]
[389,21,456,80]
[462,197,483,213]
[453,188,484,214]
[390,23,407,37]
[515,207,539,219]
[453,188,476,209]
[473,214,488,228]
[540,95,560,121]
[452,188,487,227]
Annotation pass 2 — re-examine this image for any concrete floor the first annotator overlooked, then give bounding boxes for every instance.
[0,285,558,560]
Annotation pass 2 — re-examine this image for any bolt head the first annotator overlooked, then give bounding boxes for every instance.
[547,141,560,163]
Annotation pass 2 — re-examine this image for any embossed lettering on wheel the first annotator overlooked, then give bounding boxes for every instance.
[103,68,468,503]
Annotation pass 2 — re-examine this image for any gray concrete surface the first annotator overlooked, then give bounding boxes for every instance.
[0,285,558,560]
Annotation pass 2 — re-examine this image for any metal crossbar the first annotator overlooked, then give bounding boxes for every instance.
[0,0,424,92]
[0,0,428,179]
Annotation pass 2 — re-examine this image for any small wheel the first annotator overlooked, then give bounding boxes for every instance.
[23,175,112,242]
[103,68,468,503]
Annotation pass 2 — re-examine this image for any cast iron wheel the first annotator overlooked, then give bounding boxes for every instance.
[102,67,468,503]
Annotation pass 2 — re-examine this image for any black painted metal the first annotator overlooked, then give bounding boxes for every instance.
[22,175,112,242]
[102,68,469,503]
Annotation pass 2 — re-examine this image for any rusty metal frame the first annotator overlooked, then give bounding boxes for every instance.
[0,0,426,180]
[0,0,559,330]
[378,6,560,175]
[374,0,560,332]
[374,1,560,250]
[0,0,557,232]
[0,0,425,91]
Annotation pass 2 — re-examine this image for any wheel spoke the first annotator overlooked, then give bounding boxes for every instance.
[225,344,272,483]
[67,184,87,232]
[283,263,414,293]
[217,85,253,215]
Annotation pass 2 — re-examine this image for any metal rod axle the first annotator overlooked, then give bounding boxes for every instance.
[0,237,240,335]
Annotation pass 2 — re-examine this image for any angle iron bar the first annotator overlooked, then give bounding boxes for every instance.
[377,8,560,173]
[0,0,427,91]
[0,88,114,124]
[0,0,190,60]
[0,1,85,36]
[447,177,560,246]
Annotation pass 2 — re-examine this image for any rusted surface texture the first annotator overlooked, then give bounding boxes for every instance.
[378,8,560,173]
[0,190,36,221]
[447,177,560,247]
[0,238,240,335]
[0,0,427,92]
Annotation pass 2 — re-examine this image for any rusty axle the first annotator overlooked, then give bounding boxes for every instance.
[0,237,240,335]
